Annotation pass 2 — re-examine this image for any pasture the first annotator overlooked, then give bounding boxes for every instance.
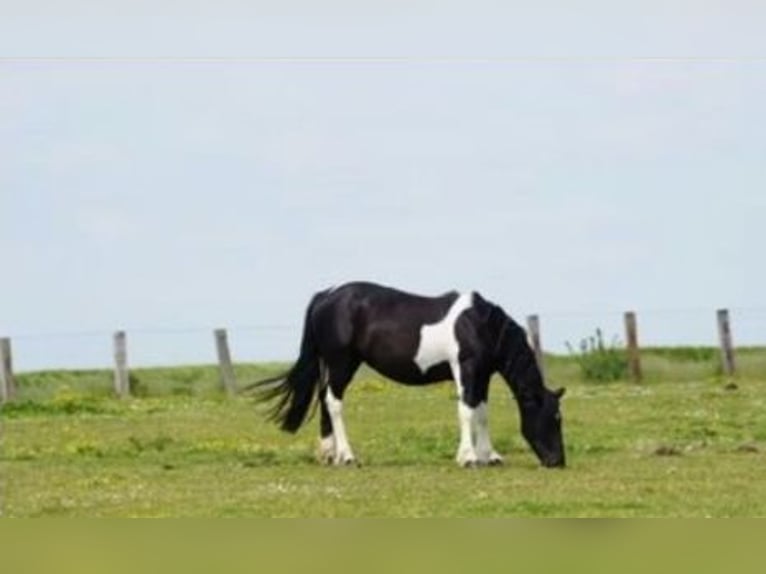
[2,350,766,517]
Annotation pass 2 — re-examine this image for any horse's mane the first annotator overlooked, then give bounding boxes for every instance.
[485,300,545,405]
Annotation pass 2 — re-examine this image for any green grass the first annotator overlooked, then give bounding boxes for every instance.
[3,351,766,517]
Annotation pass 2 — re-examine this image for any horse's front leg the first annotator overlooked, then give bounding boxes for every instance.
[475,402,503,466]
[454,404,477,467]
[454,362,502,467]
[452,360,481,467]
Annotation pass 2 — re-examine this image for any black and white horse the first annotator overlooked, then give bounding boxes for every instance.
[253,282,566,468]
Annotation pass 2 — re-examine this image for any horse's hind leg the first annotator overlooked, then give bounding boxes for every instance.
[317,384,336,465]
[322,356,360,466]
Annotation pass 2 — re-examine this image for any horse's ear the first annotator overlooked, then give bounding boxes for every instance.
[554,387,566,399]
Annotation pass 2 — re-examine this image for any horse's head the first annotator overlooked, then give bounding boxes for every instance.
[520,387,566,468]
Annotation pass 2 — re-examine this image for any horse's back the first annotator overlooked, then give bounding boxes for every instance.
[316,281,459,326]
[308,282,469,382]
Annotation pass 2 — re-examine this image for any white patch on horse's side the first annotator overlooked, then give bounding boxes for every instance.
[414,292,474,374]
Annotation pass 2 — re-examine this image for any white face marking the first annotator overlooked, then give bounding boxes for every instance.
[414,292,473,374]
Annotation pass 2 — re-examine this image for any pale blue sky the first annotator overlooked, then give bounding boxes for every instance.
[2,2,765,370]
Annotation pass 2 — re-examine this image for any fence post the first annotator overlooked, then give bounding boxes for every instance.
[113,331,130,398]
[624,311,642,382]
[717,309,736,377]
[0,337,16,403]
[526,314,546,381]
[214,328,237,396]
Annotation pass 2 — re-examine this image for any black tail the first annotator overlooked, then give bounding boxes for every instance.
[246,292,325,433]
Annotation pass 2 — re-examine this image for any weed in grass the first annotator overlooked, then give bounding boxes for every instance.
[128,435,175,453]
[69,443,105,458]
[128,373,149,397]
[0,397,116,418]
[567,329,628,382]
[654,445,683,457]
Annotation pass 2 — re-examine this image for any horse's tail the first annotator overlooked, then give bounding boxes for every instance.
[246,291,326,433]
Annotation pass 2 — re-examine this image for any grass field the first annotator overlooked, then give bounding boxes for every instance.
[2,349,766,517]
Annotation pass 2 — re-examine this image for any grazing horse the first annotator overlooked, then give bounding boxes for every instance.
[252,282,566,468]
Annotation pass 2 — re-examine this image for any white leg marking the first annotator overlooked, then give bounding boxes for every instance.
[318,435,336,465]
[475,402,503,465]
[456,401,479,467]
[453,361,479,467]
[325,388,356,465]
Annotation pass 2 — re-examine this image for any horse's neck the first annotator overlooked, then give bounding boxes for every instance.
[495,316,545,403]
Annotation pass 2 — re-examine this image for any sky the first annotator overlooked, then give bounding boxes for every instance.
[2,2,765,370]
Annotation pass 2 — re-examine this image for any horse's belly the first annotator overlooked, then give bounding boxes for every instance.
[366,357,453,385]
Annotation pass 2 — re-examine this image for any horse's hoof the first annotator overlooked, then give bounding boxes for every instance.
[488,457,504,466]
[461,459,479,469]
[318,451,335,465]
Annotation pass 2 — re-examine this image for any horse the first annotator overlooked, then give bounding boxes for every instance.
[251,281,566,468]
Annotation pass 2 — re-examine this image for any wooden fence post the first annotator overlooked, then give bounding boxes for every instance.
[0,337,16,403]
[214,328,237,396]
[624,311,642,382]
[717,309,736,377]
[113,331,130,398]
[526,314,546,381]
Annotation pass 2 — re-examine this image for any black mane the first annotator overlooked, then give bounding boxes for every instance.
[489,306,546,405]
